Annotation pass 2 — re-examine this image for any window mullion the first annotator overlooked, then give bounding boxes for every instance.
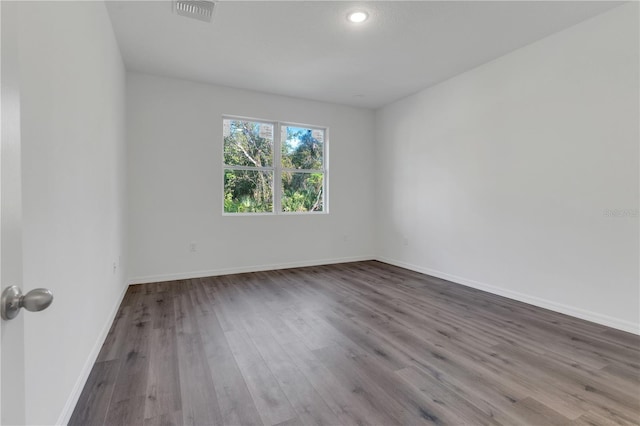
[324,127,329,213]
[273,122,282,214]
[281,168,324,174]
[223,165,273,172]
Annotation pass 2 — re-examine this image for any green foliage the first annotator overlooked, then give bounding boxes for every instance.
[281,127,323,170]
[280,127,324,212]
[224,120,272,167]
[223,119,274,213]
[281,172,323,212]
[224,169,272,213]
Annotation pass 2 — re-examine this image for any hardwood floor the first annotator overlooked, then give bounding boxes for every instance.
[70,261,640,426]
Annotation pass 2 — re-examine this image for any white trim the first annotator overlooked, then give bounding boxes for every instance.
[129,256,639,335]
[223,165,275,172]
[222,116,328,215]
[131,255,638,334]
[128,255,373,285]
[279,210,327,216]
[274,122,282,213]
[55,284,129,426]
[281,168,324,173]
[376,256,640,336]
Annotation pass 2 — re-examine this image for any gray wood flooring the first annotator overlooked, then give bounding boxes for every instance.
[69,261,640,426]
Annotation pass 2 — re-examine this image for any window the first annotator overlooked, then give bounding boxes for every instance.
[223,116,327,214]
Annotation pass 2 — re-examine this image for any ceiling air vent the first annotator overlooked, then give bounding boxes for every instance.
[175,0,215,22]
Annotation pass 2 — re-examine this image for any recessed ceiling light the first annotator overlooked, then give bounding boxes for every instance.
[347,11,368,24]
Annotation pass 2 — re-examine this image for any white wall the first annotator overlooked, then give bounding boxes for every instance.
[375,3,639,333]
[17,1,127,424]
[7,2,637,424]
[127,73,375,283]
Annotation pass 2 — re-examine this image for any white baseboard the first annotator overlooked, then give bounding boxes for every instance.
[376,256,640,336]
[56,283,129,426]
[131,255,639,335]
[128,255,374,285]
[129,256,640,335]
[53,255,637,425]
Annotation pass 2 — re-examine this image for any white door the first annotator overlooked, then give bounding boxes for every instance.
[1,2,26,424]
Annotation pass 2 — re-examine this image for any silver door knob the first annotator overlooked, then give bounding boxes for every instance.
[1,286,53,320]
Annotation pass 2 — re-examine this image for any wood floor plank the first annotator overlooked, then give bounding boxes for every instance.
[273,417,304,426]
[283,340,396,426]
[174,285,223,426]
[105,395,147,426]
[95,305,131,362]
[314,345,452,426]
[395,366,502,425]
[492,343,640,417]
[143,410,183,426]
[150,286,176,330]
[144,327,181,421]
[194,278,264,426]
[70,261,640,426]
[312,344,403,425]
[321,308,409,371]
[496,397,573,426]
[225,328,298,426]
[278,307,335,350]
[601,362,640,386]
[250,333,341,426]
[318,295,533,417]
[572,409,639,426]
[105,297,153,425]
[68,360,120,426]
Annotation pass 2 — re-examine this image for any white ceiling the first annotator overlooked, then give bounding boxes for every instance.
[106,1,622,108]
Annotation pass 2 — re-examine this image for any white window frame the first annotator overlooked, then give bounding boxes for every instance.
[222,115,329,215]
